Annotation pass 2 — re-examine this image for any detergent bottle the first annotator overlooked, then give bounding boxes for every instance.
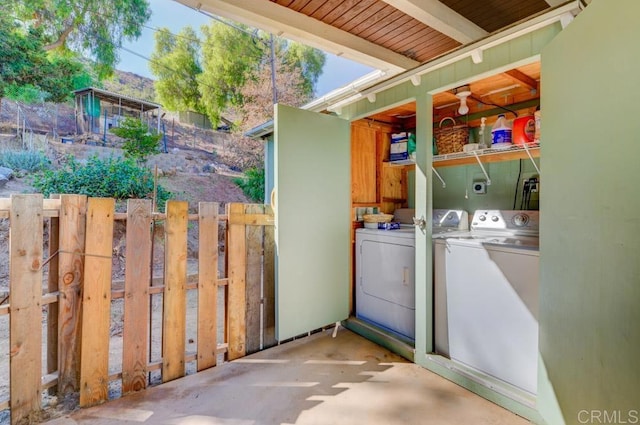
[491,114,513,148]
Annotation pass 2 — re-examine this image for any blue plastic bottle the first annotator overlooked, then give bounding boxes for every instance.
[491,114,513,147]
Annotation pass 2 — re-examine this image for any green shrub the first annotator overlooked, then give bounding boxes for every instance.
[233,167,264,203]
[0,150,50,172]
[110,117,161,163]
[31,155,171,209]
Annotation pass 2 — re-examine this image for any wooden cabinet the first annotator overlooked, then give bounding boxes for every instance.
[351,124,378,204]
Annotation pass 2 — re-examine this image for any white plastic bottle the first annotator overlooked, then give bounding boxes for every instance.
[491,114,513,148]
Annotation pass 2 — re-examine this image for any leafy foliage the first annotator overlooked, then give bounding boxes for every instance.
[150,27,204,113]
[6,0,152,78]
[0,14,86,103]
[31,155,171,208]
[110,117,161,163]
[150,21,325,128]
[0,150,50,172]
[233,167,264,203]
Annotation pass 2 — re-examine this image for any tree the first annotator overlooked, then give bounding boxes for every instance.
[5,0,151,78]
[235,55,308,132]
[150,27,204,113]
[0,14,86,108]
[110,117,161,164]
[198,22,264,126]
[197,21,326,127]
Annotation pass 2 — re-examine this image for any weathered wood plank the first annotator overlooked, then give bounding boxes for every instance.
[57,194,87,394]
[47,195,60,384]
[245,204,264,354]
[0,197,60,211]
[122,199,152,394]
[162,200,188,382]
[197,202,219,371]
[227,203,246,360]
[263,205,277,349]
[9,194,44,425]
[227,213,274,226]
[79,198,114,407]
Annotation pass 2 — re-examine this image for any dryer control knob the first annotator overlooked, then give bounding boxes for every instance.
[513,213,529,227]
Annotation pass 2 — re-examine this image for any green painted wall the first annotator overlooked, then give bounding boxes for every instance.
[539,1,640,424]
[264,136,275,203]
[432,159,540,212]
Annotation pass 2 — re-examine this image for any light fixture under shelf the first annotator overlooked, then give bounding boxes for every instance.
[454,85,472,115]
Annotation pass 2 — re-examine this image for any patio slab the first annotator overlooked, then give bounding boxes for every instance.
[44,328,530,424]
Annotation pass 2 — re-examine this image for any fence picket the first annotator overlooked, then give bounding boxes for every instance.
[9,194,44,425]
[79,198,115,407]
[263,205,277,349]
[162,201,188,382]
[197,202,219,371]
[227,203,246,360]
[122,199,152,393]
[57,194,87,394]
[245,204,264,354]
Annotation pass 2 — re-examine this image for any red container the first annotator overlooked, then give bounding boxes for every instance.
[512,116,535,145]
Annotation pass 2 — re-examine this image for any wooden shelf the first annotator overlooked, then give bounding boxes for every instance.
[383,142,540,169]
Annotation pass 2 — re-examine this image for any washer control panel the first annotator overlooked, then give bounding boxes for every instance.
[471,210,539,235]
[432,209,469,231]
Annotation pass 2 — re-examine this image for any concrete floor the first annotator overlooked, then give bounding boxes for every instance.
[44,328,530,425]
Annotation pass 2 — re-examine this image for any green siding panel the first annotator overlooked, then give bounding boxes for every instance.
[540,1,640,424]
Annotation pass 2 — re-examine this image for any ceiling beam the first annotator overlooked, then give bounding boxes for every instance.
[380,0,488,43]
[504,69,538,91]
[545,0,568,6]
[174,0,420,73]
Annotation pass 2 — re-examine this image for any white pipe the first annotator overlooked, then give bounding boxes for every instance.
[432,167,446,188]
[472,151,491,185]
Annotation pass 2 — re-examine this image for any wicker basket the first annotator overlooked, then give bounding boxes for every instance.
[363,213,394,223]
[434,117,469,154]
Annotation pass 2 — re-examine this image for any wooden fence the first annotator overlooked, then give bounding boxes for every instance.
[0,194,275,424]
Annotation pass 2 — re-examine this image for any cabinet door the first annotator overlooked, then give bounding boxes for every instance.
[274,104,351,340]
[351,124,378,204]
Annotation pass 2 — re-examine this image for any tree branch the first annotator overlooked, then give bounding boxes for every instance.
[43,24,74,51]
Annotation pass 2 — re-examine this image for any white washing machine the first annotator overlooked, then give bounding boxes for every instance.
[434,210,540,395]
[355,227,415,340]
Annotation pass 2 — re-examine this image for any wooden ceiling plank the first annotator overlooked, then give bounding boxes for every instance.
[371,18,422,45]
[299,0,328,16]
[310,0,355,21]
[386,26,446,53]
[348,4,397,36]
[400,31,460,61]
[333,0,387,32]
[504,69,539,91]
[287,0,314,12]
[177,0,419,72]
[380,0,488,43]
[356,9,408,39]
[439,0,550,33]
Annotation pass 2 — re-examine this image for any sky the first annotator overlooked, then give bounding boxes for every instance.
[118,0,374,98]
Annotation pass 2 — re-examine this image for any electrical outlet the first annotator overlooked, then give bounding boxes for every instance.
[473,181,487,194]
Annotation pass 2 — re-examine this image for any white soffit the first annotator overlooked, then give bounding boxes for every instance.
[175,0,419,74]
[381,0,488,43]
